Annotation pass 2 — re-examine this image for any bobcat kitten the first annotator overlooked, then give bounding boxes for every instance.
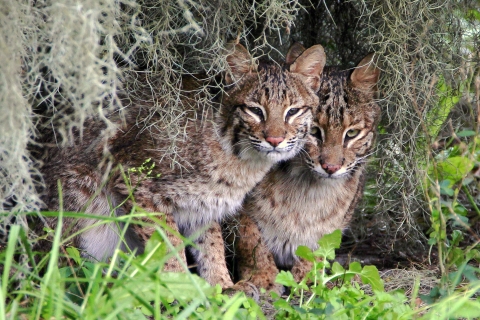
[234,44,381,292]
[38,43,326,288]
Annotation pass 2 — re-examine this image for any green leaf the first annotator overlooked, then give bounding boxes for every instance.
[66,246,82,265]
[439,181,454,196]
[448,247,465,268]
[450,229,464,246]
[348,261,362,273]
[159,272,214,300]
[273,299,295,313]
[275,270,298,288]
[360,265,384,292]
[450,299,480,318]
[111,272,213,307]
[296,245,315,262]
[427,76,460,139]
[314,230,342,260]
[437,156,474,185]
[466,249,480,263]
[137,229,168,266]
[466,9,480,21]
[461,265,479,283]
[452,215,469,227]
[332,261,345,274]
[456,130,476,137]
[82,266,94,279]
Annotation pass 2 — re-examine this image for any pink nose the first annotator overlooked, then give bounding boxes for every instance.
[321,163,341,174]
[266,136,284,147]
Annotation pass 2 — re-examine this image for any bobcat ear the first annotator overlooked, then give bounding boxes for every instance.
[225,42,256,85]
[289,44,326,92]
[350,53,381,91]
[285,42,306,66]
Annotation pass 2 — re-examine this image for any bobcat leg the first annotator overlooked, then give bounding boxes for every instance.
[162,212,187,272]
[187,222,234,288]
[135,212,186,273]
[235,212,283,294]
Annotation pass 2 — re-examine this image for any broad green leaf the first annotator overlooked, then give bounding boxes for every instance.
[82,266,94,279]
[329,261,356,282]
[466,249,480,263]
[460,265,480,283]
[273,299,295,313]
[437,156,474,185]
[292,306,307,314]
[295,245,315,262]
[348,261,362,273]
[450,230,463,245]
[58,267,72,278]
[314,229,342,260]
[137,230,168,266]
[111,272,213,306]
[453,204,468,216]
[426,76,460,139]
[275,270,298,288]
[159,272,214,299]
[331,261,345,274]
[456,130,476,137]
[66,246,82,265]
[450,300,480,318]
[448,247,465,268]
[360,265,384,291]
[467,9,480,21]
[452,214,469,227]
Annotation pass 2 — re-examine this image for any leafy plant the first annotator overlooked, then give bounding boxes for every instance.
[272,230,415,319]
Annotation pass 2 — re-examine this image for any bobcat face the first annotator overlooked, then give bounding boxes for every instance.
[305,54,381,178]
[221,43,326,163]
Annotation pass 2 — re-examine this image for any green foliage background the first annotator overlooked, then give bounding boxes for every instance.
[0,0,479,259]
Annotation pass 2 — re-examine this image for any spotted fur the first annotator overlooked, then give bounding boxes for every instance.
[37,43,326,288]
[234,49,381,292]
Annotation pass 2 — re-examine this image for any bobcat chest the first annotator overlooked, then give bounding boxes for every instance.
[252,169,359,267]
[146,148,273,229]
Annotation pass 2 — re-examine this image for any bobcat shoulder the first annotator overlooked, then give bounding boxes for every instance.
[235,45,381,292]
[38,42,326,288]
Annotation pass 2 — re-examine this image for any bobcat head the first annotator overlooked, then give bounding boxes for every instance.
[219,42,326,163]
[281,42,381,179]
[306,53,381,178]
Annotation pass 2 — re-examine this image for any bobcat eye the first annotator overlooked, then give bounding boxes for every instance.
[286,108,300,117]
[248,107,263,116]
[346,129,360,139]
[245,106,265,120]
[310,126,322,141]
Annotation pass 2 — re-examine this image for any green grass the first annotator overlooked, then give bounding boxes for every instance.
[2,213,479,319]
[0,210,263,320]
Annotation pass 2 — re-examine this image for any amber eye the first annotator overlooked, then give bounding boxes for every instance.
[310,126,322,141]
[286,108,300,117]
[346,129,360,139]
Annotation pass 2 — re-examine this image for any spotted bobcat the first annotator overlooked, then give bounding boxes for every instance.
[38,42,326,288]
[234,43,381,292]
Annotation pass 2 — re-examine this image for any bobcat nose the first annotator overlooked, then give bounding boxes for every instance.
[321,163,341,174]
[266,136,284,147]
